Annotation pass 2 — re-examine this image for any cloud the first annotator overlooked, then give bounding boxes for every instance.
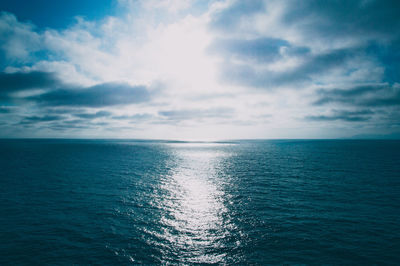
[368,39,400,84]
[218,47,360,89]
[209,0,400,44]
[74,110,112,119]
[0,71,58,94]
[314,84,400,107]
[30,82,151,107]
[208,37,309,63]
[43,119,103,131]
[305,109,374,122]
[18,115,65,125]
[280,0,400,42]
[0,70,151,108]
[207,0,400,92]
[0,106,12,113]
[159,107,233,122]
[0,12,42,64]
[112,113,154,121]
[1,1,400,138]
[209,0,265,32]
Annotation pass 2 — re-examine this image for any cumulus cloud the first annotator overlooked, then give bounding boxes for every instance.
[0,12,42,64]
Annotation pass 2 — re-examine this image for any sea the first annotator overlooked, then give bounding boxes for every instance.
[0,139,399,265]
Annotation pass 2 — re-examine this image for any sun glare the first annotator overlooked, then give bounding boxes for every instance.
[146,16,218,91]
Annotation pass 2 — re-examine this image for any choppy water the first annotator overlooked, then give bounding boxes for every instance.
[0,139,399,265]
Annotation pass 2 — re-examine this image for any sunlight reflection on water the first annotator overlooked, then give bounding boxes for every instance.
[152,143,237,264]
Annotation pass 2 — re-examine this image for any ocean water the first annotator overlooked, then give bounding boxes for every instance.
[0,139,399,265]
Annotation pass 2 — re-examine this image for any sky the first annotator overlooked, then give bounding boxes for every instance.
[0,0,400,140]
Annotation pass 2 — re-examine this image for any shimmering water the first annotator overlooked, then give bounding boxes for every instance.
[0,139,399,264]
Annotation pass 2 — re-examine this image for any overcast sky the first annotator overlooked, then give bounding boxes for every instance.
[0,0,399,139]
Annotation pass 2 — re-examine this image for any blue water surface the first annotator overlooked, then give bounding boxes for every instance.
[0,139,399,264]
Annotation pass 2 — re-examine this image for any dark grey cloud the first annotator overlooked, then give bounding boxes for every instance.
[0,69,152,133]
[42,107,86,114]
[219,48,357,88]
[0,106,13,113]
[0,71,151,107]
[282,0,400,41]
[31,82,150,107]
[306,110,374,122]
[310,83,400,128]
[314,84,400,107]
[18,115,65,125]
[208,37,309,63]
[0,71,58,98]
[47,124,91,131]
[74,110,112,119]
[20,117,113,132]
[45,120,95,131]
[55,119,97,129]
[112,113,154,121]
[0,71,152,132]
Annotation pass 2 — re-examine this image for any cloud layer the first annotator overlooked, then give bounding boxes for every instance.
[0,0,400,139]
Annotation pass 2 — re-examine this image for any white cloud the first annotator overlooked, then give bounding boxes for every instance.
[0,12,41,62]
